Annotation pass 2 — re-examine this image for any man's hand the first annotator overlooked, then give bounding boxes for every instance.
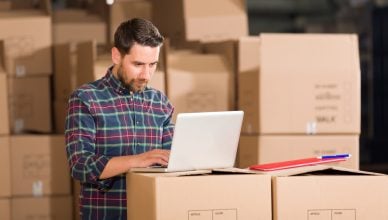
[99,149,170,179]
[130,149,170,168]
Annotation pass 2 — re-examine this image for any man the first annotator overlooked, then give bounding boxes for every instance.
[65,18,174,219]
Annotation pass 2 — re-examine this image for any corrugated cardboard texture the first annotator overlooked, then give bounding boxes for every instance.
[7,76,52,133]
[273,172,388,219]
[0,6,52,76]
[238,34,361,135]
[152,0,247,44]
[0,136,11,198]
[12,196,73,220]
[53,9,106,45]
[167,52,230,122]
[0,74,10,134]
[238,135,359,170]
[0,199,10,220]
[10,135,70,196]
[127,172,272,220]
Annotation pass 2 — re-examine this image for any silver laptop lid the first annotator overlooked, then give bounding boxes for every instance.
[166,111,244,172]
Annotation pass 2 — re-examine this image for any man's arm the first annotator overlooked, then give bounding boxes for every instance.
[98,149,170,179]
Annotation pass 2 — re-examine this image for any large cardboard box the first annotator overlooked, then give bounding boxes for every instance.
[0,136,10,198]
[53,9,107,45]
[167,51,231,122]
[0,199,10,220]
[76,41,112,87]
[12,196,73,220]
[10,135,71,196]
[127,171,271,220]
[0,74,10,134]
[8,76,52,133]
[152,0,248,44]
[238,34,361,135]
[269,166,388,220]
[109,0,152,43]
[53,43,77,101]
[203,40,238,110]
[0,0,52,76]
[238,135,359,170]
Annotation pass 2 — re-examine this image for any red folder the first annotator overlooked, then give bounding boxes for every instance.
[249,157,347,171]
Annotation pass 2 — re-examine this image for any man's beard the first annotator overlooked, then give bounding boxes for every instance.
[117,65,148,92]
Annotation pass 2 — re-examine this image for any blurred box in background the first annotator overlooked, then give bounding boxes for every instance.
[167,51,231,122]
[53,43,77,102]
[53,9,107,45]
[152,0,248,46]
[238,34,360,135]
[10,135,70,196]
[12,196,73,220]
[0,74,10,134]
[7,76,52,133]
[238,135,359,170]
[0,136,10,198]
[0,0,52,76]
[109,0,153,43]
[0,199,10,220]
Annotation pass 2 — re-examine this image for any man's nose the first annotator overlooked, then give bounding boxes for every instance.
[139,66,151,80]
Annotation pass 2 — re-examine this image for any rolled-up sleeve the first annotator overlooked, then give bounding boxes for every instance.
[65,91,112,189]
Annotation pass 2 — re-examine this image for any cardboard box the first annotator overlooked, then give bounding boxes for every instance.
[152,0,248,44]
[0,199,10,220]
[73,180,81,220]
[10,135,71,196]
[0,136,10,198]
[0,0,52,76]
[76,41,111,87]
[167,51,231,122]
[127,171,271,220]
[8,76,52,133]
[54,99,67,134]
[238,135,359,170]
[0,74,10,134]
[0,1,11,11]
[238,34,361,135]
[12,196,73,220]
[269,166,388,220]
[53,43,77,101]
[203,40,238,110]
[53,9,107,45]
[109,0,153,43]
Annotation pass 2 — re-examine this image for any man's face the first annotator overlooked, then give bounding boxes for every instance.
[115,43,160,92]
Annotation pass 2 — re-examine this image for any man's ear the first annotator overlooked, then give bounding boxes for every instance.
[112,47,122,65]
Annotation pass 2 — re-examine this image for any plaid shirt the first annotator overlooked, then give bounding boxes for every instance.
[65,67,174,219]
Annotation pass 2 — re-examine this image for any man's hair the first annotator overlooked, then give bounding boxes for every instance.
[114,18,164,56]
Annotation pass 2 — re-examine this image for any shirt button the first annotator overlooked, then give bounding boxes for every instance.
[136,121,140,124]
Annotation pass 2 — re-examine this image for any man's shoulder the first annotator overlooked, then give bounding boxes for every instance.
[71,78,108,99]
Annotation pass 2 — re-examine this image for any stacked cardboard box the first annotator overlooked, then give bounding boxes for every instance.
[237,34,361,170]
[0,136,11,220]
[0,0,52,134]
[10,135,72,219]
[152,0,248,46]
[127,171,272,219]
[166,49,231,122]
[267,166,388,220]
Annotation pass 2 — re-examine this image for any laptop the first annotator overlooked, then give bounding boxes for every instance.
[130,111,244,173]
